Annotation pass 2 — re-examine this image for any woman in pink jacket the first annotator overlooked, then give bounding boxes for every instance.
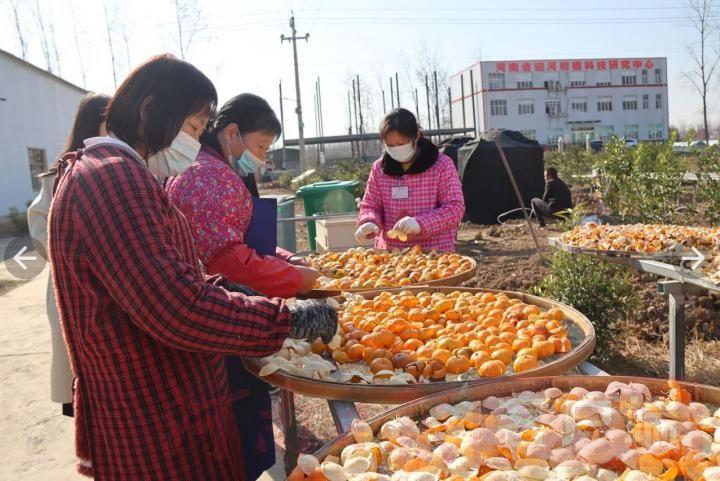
[355,108,465,251]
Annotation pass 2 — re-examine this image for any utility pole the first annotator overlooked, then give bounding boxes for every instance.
[347,90,355,157]
[448,86,453,129]
[414,88,420,122]
[389,77,395,110]
[281,13,310,170]
[316,77,324,154]
[278,80,286,169]
[382,89,386,114]
[395,72,400,107]
[460,73,466,129]
[434,70,440,131]
[425,74,432,131]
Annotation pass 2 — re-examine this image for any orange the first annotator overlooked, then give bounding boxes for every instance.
[472,351,491,368]
[513,354,539,373]
[432,349,453,365]
[491,348,513,365]
[517,347,538,359]
[311,339,326,355]
[404,339,424,352]
[387,318,411,334]
[512,338,532,352]
[532,339,556,359]
[434,299,454,314]
[332,350,351,363]
[416,346,435,361]
[399,328,421,342]
[369,357,393,374]
[477,360,505,378]
[437,337,461,352]
[548,308,565,321]
[376,330,395,347]
[346,343,365,361]
[446,355,471,374]
[407,309,425,323]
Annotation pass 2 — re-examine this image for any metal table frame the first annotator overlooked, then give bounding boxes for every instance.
[548,243,719,382]
[277,360,608,471]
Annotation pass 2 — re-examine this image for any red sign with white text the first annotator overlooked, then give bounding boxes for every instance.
[493,59,656,73]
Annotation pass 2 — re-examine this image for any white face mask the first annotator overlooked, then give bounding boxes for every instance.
[147,130,201,177]
[386,142,415,163]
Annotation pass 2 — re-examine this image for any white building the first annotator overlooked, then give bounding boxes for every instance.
[450,57,669,145]
[0,48,87,227]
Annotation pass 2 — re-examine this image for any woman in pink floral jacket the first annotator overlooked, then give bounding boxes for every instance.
[356,108,465,251]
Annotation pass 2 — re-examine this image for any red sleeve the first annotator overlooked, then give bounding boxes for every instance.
[275,247,295,262]
[77,158,291,357]
[208,242,303,299]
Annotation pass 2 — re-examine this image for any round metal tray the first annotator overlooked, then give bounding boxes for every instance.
[244,287,596,404]
[312,375,720,460]
[549,237,687,259]
[301,255,478,299]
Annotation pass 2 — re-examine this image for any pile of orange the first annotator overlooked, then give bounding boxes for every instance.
[310,246,474,290]
[314,289,572,381]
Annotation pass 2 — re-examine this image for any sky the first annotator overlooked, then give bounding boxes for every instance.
[1,0,719,143]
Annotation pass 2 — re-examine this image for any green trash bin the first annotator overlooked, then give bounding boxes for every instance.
[276,195,296,253]
[296,180,359,251]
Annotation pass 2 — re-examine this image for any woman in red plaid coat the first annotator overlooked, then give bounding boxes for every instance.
[355,108,465,252]
[48,55,336,481]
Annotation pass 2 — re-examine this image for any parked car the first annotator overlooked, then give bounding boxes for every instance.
[624,138,638,148]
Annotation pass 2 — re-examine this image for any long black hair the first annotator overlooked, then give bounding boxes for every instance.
[41,92,110,177]
[201,93,282,154]
[106,54,217,157]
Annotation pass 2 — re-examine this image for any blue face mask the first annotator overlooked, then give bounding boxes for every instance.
[232,134,264,176]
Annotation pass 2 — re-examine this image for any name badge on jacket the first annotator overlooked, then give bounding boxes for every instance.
[391,186,409,199]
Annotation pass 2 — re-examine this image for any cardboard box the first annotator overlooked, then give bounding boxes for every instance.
[315,214,373,253]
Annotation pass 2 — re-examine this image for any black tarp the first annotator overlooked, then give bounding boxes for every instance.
[458,129,544,225]
[438,136,474,167]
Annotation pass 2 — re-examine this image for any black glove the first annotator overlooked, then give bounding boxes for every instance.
[289,300,338,344]
[223,282,264,297]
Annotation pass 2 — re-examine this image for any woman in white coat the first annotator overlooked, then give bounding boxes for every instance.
[27,93,110,416]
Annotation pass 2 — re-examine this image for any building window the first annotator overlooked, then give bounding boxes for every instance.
[489,73,506,90]
[490,99,507,116]
[655,68,663,83]
[570,97,587,112]
[545,99,562,116]
[547,128,563,145]
[569,71,586,87]
[621,71,637,85]
[27,148,47,191]
[624,124,639,140]
[596,71,611,86]
[518,99,535,115]
[648,124,664,139]
[622,96,638,111]
[597,96,613,112]
[641,69,648,84]
[599,126,615,141]
[516,72,533,89]
[520,130,536,140]
[656,93,663,109]
[642,95,649,110]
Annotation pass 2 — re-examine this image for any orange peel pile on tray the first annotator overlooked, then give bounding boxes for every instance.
[560,224,720,254]
[309,247,475,291]
[312,289,573,383]
[290,380,720,481]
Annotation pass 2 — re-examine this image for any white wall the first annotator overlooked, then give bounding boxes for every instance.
[0,51,86,219]
[451,57,669,144]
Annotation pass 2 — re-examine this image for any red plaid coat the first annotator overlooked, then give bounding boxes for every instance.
[48,140,291,481]
[357,153,465,251]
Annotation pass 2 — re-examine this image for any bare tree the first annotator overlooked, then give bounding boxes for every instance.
[32,0,55,73]
[172,0,205,60]
[8,0,28,60]
[103,1,119,88]
[413,43,451,130]
[683,0,720,142]
[69,0,87,87]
